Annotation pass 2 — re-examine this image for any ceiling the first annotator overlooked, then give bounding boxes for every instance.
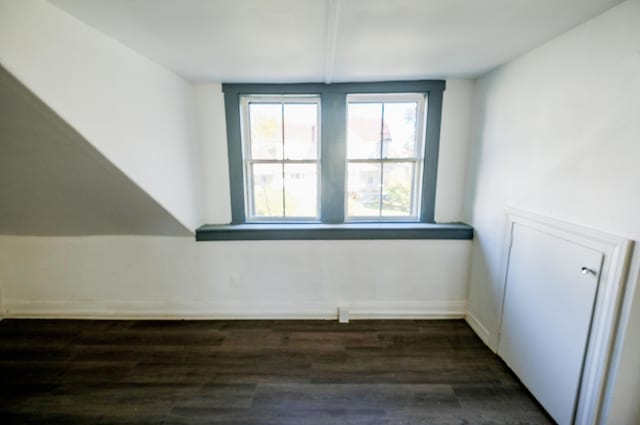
[48,0,622,83]
[0,66,190,236]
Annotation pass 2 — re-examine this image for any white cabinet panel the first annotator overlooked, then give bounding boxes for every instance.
[498,224,603,425]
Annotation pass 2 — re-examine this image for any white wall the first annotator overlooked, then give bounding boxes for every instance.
[0,0,476,321]
[0,78,475,317]
[0,77,475,315]
[436,80,474,222]
[463,1,640,423]
[195,79,474,224]
[0,236,470,319]
[0,0,473,228]
[0,0,203,231]
[194,84,231,224]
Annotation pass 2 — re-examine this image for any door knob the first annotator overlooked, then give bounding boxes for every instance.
[581,267,597,276]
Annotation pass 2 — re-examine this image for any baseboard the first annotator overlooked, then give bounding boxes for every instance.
[348,300,466,319]
[2,300,337,320]
[2,299,466,320]
[465,310,493,350]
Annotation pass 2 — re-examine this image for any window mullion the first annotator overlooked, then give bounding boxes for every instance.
[320,92,346,223]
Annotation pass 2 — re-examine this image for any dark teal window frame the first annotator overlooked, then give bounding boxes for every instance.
[223,80,445,224]
[196,80,473,241]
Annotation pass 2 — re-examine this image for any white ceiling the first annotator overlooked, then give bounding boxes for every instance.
[0,66,190,236]
[48,0,622,83]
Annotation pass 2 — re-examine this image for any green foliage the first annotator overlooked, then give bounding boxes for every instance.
[384,182,410,212]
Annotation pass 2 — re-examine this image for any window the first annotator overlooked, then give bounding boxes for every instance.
[346,93,426,221]
[241,96,320,221]
[222,81,445,225]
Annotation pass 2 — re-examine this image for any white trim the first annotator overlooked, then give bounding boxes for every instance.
[348,300,466,319]
[497,208,632,425]
[599,244,640,424]
[1,299,466,321]
[465,310,491,349]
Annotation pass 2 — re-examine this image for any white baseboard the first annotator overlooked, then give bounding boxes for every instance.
[3,300,336,320]
[348,300,466,319]
[2,299,466,320]
[465,310,493,350]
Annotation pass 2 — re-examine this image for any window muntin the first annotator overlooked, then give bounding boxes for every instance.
[241,95,321,221]
[345,93,427,221]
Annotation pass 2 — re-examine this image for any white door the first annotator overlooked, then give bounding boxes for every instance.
[498,224,603,425]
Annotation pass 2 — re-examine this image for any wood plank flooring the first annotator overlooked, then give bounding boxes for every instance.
[0,319,553,424]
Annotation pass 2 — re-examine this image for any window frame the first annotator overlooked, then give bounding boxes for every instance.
[345,92,428,222]
[240,94,322,222]
[222,80,445,225]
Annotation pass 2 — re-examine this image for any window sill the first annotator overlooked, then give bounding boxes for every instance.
[195,222,473,241]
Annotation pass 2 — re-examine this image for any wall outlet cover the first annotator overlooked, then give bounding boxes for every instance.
[338,306,349,323]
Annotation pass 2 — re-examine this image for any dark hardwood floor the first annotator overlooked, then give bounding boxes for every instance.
[0,319,553,425]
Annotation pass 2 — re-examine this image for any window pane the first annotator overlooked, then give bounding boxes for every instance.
[382,162,414,216]
[347,103,382,159]
[347,162,382,217]
[284,163,317,217]
[249,103,282,159]
[251,163,283,217]
[382,102,418,158]
[284,104,318,160]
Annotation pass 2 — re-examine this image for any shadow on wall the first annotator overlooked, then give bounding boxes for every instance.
[0,65,190,236]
